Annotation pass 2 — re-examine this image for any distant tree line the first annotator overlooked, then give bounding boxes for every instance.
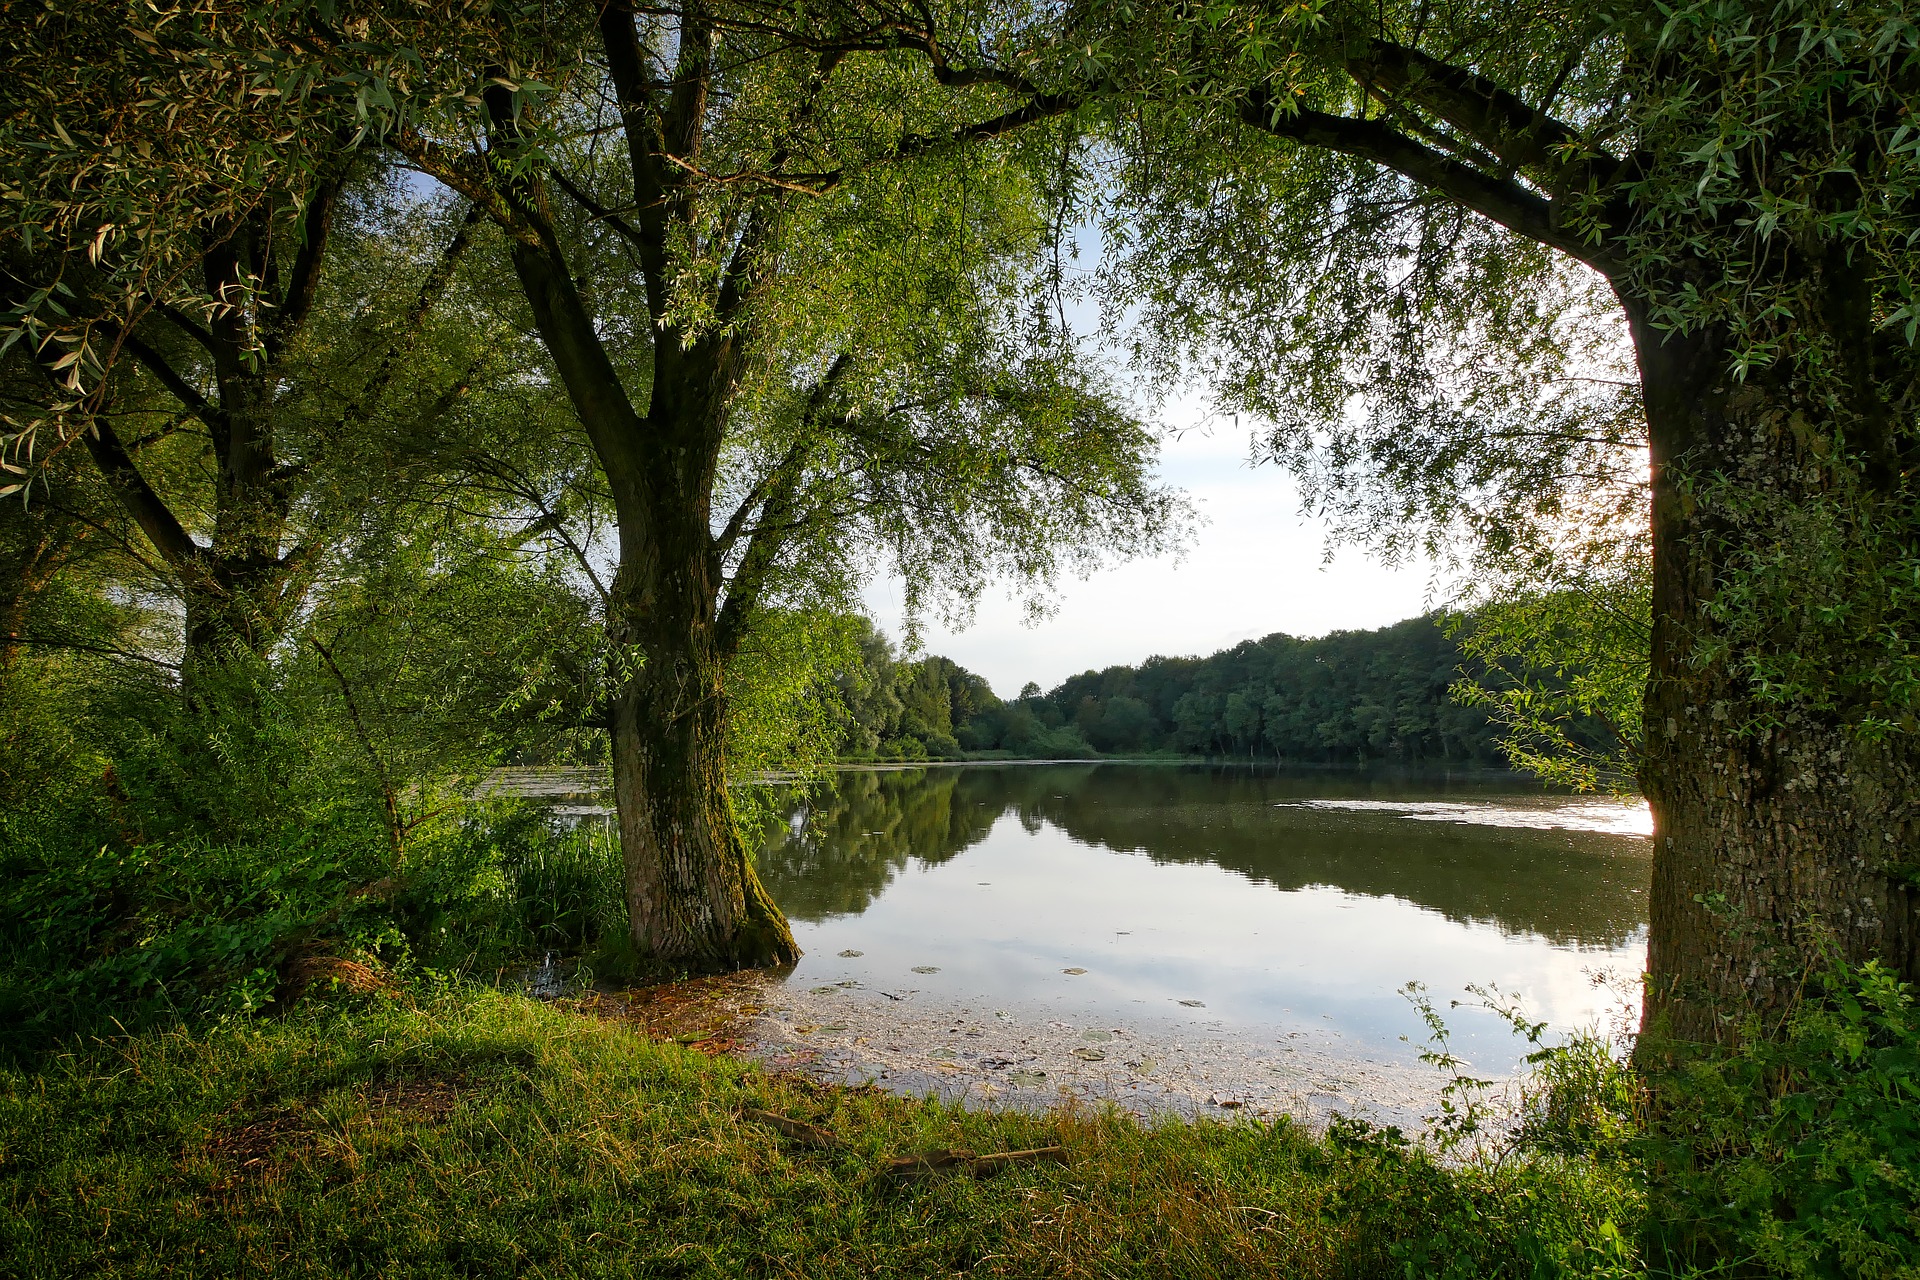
[832,620,1009,761]
[835,614,1599,766]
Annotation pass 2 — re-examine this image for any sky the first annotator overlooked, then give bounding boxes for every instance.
[861,395,1448,699]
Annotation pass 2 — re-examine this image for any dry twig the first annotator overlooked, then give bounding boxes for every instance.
[884,1146,1067,1176]
[739,1107,838,1148]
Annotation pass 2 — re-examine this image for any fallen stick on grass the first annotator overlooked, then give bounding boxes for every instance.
[884,1146,1067,1176]
[738,1107,838,1147]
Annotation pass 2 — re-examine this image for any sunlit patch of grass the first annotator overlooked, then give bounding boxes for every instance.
[0,987,1637,1278]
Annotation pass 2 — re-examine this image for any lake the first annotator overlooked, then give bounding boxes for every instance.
[741,762,1651,1124]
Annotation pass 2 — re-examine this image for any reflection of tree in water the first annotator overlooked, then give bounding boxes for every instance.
[762,764,1651,946]
[756,768,1011,920]
[1027,765,1650,948]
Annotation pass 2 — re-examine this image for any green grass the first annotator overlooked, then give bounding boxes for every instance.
[0,987,1639,1279]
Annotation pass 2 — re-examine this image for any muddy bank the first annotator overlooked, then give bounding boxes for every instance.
[569,969,1442,1130]
[744,979,1439,1128]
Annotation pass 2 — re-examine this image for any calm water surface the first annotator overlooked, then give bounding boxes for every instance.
[757,763,1650,1082]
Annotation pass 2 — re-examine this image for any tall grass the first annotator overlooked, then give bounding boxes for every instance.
[496,814,626,952]
[0,799,629,1056]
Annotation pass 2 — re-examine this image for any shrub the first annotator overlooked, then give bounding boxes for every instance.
[1641,960,1920,1278]
[0,797,630,1058]
[1435,961,1920,1278]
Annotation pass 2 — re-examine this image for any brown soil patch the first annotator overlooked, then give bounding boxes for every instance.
[205,1108,312,1185]
[569,969,772,1049]
[280,955,398,1005]
[355,1073,471,1121]
[200,1071,475,1193]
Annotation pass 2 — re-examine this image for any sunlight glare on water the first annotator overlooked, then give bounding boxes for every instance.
[1280,797,1655,837]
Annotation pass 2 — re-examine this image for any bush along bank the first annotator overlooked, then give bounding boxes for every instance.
[0,801,632,1057]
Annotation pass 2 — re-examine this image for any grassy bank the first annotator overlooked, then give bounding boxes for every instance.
[0,987,1638,1279]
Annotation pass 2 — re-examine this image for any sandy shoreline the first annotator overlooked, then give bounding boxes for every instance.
[570,968,1446,1131]
[745,979,1441,1128]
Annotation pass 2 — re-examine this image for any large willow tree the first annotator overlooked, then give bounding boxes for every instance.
[4,2,1180,971]
[387,4,1178,969]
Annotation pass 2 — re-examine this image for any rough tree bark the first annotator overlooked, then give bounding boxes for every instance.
[607,554,798,968]
[600,345,799,969]
[1627,297,1920,1048]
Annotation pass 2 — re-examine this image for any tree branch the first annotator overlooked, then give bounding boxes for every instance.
[1347,38,1619,195]
[1237,91,1616,273]
[8,635,181,669]
[76,412,201,572]
[114,327,232,436]
[716,433,806,565]
[263,172,345,360]
[310,633,405,862]
[388,127,542,247]
[150,300,218,357]
[480,83,651,494]
[713,354,851,658]
[331,201,485,435]
[548,167,651,248]
[598,0,676,320]
[713,206,775,324]
[468,450,611,602]
[123,409,197,453]
[662,3,715,164]
[884,92,1084,172]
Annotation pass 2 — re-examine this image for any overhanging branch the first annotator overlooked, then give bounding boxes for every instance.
[76,412,201,572]
[1348,38,1614,193]
[264,171,345,361]
[1238,91,1617,274]
[115,328,232,436]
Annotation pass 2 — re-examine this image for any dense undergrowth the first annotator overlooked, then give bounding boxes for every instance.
[0,797,630,1054]
[0,649,633,1055]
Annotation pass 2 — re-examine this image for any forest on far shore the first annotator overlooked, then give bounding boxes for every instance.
[836,613,1607,767]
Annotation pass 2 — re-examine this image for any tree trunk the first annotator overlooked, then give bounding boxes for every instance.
[479,77,802,973]
[1628,297,1920,1051]
[603,498,799,972]
[177,491,293,700]
[180,236,297,687]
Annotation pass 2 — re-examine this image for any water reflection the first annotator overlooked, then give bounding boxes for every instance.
[747,763,1650,1103]
[757,767,1001,918]
[759,763,1651,948]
